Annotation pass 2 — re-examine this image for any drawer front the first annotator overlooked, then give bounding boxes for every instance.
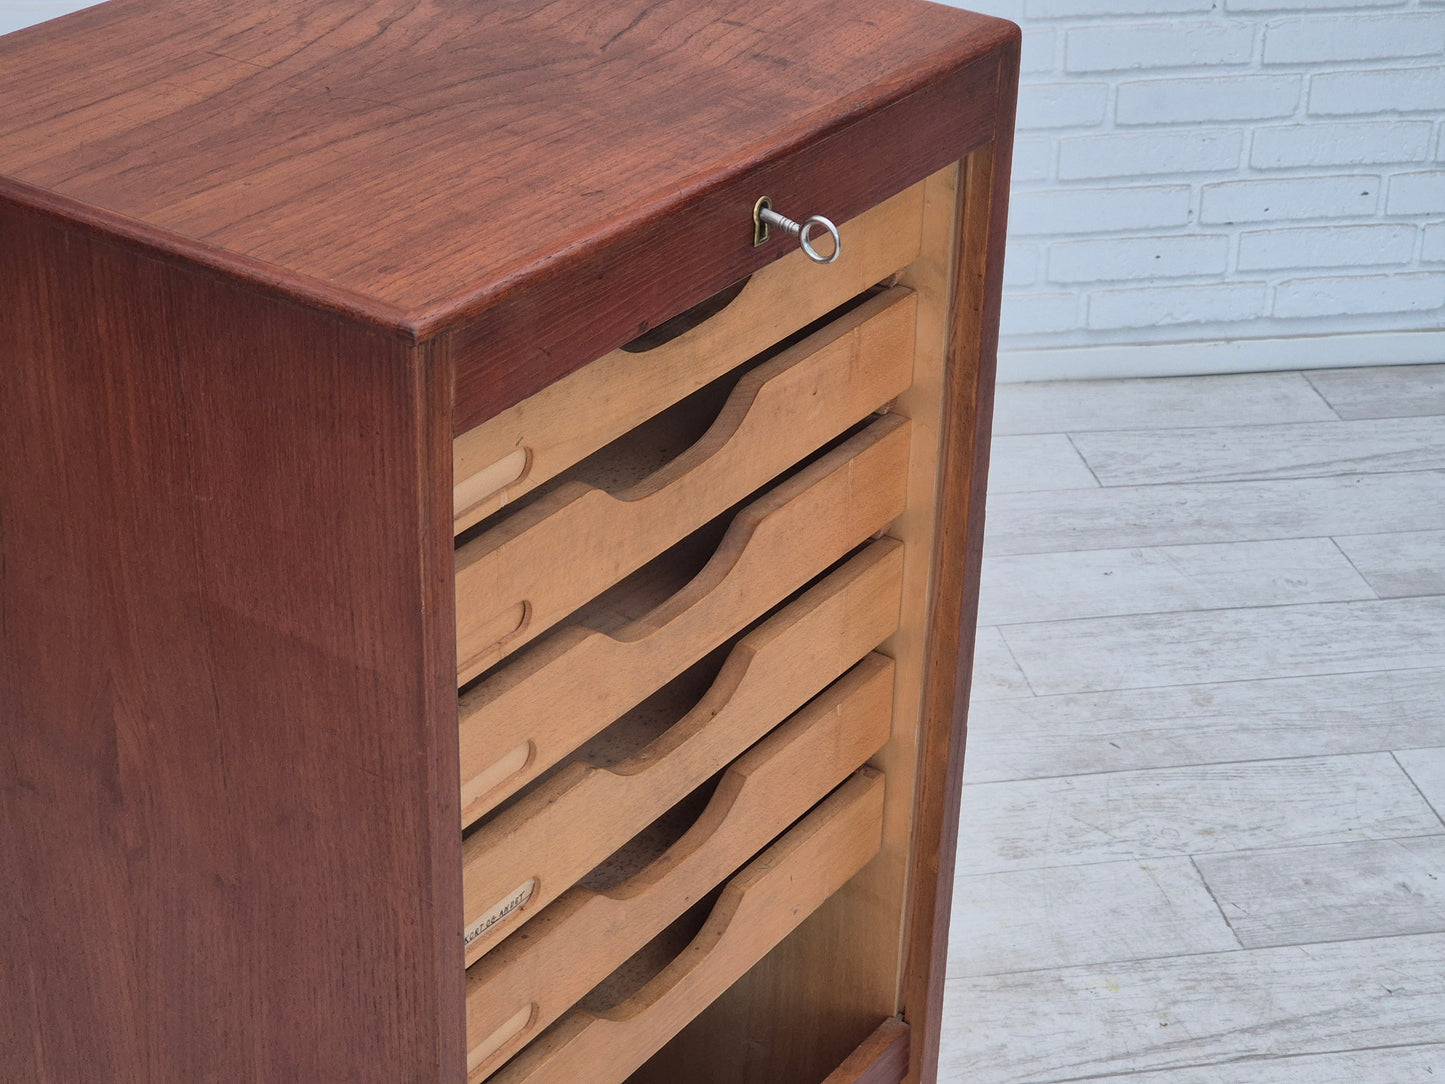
[451,183,925,534]
[484,768,887,1084]
[461,581,899,964]
[453,287,917,684]
[463,643,894,1079]
[457,421,911,826]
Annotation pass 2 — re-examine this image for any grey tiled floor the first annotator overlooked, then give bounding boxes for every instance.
[943,365,1445,1083]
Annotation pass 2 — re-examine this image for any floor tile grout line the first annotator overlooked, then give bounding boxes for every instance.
[994,464,1445,495]
[1391,750,1445,829]
[1300,368,1347,421]
[993,401,1445,442]
[961,747,1445,789]
[980,588,1386,629]
[1089,464,1445,490]
[986,524,1445,560]
[954,830,1445,881]
[1010,1039,1445,1084]
[982,529,1393,558]
[1324,534,1383,600]
[960,746,1444,789]
[1051,411,1445,439]
[1063,431,1106,488]
[992,463,1445,495]
[948,925,1445,984]
[1188,853,1245,950]
[986,533,1445,560]
[983,591,1445,634]
[992,627,1039,698]
[965,660,1445,703]
[1330,525,1445,542]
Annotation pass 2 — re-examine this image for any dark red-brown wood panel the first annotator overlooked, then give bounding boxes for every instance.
[0,198,462,1083]
[446,47,1009,433]
[0,0,1016,434]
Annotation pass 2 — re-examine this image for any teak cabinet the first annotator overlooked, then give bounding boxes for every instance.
[0,2,1018,1081]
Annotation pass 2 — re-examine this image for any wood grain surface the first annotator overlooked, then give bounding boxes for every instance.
[823,1018,911,1084]
[2,2,1021,1079]
[898,109,1017,1084]
[461,650,897,965]
[463,645,895,1079]
[0,0,1014,430]
[489,769,888,1084]
[452,291,916,681]
[450,185,926,533]
[0,199,463,1081]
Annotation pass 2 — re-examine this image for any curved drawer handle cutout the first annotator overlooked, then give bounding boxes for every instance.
[484,768,886,1084]
[453,294,915,685]
[462,658,893,1080]
[456,418,912,828]
[458,586,899,964]
[619,277,750,353]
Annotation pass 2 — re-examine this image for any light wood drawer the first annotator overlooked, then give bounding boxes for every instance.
[485,767,886,1084]
[463,643,894,1079]
[454,287,917,683]
[461,577,898,964]
[457,418,910,826]
[451,182,926,535]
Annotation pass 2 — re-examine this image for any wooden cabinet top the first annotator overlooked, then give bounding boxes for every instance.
[0,0,1015,349]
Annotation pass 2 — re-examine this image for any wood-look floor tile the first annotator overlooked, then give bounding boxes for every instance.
[993,372,1336,436]
[1034,1043,1445,1083]
[969,626,1034,702]
[1195,835,1445,948]
[983,471,1445,556]
[948,365,1445,1083]
[1070,416,1445,487]
[950,857,1237,977]
[1334,528,1445,598]
[1307,363,1445,420]
[940,933,1445,1084]
[977,537,1373,627]
[1000,597,1445,696]
[963,668,1445,784]
[986,433,1099,493]
[956,753,1440,876]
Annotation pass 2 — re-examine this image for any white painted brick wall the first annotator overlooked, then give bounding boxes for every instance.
[1048,235,1229,281]
[1237,224,1417,268]
[1309,67,1445,114]
[1424,223,1445,262]
[1262,14,1445,63]
[1066,23,1256,71]
[938,0,1445,365]
[1249,122,1433,168]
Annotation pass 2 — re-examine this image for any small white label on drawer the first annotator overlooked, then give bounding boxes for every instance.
[465,877,537,950]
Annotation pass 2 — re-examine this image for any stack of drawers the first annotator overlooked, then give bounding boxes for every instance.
[453,188,926,1080]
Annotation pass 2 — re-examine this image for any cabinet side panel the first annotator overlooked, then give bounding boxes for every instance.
[900,42,1019,1084]
[0,202,462,1082]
